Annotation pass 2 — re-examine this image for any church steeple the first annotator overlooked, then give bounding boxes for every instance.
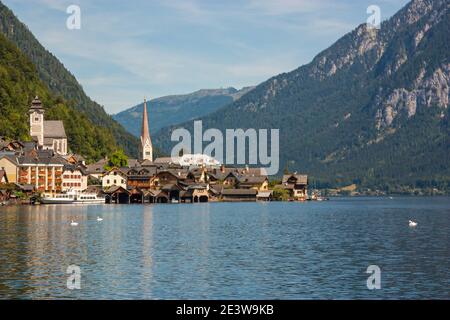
[140,98,153,161]
[29,96,45,146]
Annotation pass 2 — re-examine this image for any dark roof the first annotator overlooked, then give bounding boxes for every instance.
[238,175,268,184]
[103,185,130,194]
[125,166,158,177]
[22,141,37,151]
[282,174,308,185]
[30,96,43,109]
[222,189,258,196]
[139,159,155,167]
[17,151,68,166]
[86,159,108,174]
[127,159,139,167]
[44,121,67,138]
[63,164,88,175]
[154,157,174,164]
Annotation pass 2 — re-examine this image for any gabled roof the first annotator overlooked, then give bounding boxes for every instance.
[103,185,130,194]
[238,175,268,185]
[63,164,88,175]
[154,157,176,164]
[86,158,108,174]
[44,121,67,138]
[282,174,308,185]
[103,168,128,178]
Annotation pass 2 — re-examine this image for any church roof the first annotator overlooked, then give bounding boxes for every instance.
[30,96,43,110]
[44,121,67,138]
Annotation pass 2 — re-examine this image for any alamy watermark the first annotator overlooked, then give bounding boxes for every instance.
[367,5,381,29]
[66,5,81,30]
[366,265,381,290]
[171,121,280,175]
[67,265,81,290]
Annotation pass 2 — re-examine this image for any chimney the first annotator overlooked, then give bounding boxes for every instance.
[220,164,225,173]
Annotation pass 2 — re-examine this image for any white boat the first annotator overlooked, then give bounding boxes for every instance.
[41,193,76,204]
[75,194,105,204]
[42,190,105,205]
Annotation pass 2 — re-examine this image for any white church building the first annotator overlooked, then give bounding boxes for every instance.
[29,96,68,155]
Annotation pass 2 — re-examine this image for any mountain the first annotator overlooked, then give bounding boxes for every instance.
[0,1,140,158]
[0,33,119,159]
[113,87,255,137]
[154,0,450,191]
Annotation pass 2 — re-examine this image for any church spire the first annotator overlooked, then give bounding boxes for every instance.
[141,98,150,140]
[140,98,153,161]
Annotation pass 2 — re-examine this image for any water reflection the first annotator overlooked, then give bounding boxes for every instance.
[0,198,450,299]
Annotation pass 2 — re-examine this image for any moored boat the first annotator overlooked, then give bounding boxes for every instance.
[41,190,105,204]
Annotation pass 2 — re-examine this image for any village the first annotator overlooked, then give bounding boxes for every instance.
[0,97,310,205]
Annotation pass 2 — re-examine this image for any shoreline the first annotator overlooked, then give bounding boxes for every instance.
[3,194,450,208]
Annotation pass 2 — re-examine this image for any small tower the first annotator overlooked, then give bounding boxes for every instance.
[140,98,153,161]
[29,96,44,146]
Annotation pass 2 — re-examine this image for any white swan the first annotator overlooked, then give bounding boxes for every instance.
[70,220,79,226]
[409,220,418,227]
[97,217,103,222]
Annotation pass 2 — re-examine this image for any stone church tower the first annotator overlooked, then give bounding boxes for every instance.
[29,96,45,146]
[140,99,153,161]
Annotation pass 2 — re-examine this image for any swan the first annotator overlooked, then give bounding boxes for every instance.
[97,217,103,222]
[70,220,79,226]
[409,220,418,227]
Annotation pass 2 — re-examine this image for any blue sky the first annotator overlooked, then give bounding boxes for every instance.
[3,0,409,114]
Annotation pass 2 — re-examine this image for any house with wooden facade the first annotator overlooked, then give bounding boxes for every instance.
[281,174,308,200]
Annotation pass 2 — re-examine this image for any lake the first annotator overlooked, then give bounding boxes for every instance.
[0,197,449,299]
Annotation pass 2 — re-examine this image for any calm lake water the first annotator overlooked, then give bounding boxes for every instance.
[0,197,449,300]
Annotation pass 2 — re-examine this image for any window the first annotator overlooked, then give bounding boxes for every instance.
[107,180,110,184]
[35,117,39,122]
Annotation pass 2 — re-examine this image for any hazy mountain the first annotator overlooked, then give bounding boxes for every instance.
[0,1,140,158]
[154,0,450,191]
[113,87,255,137]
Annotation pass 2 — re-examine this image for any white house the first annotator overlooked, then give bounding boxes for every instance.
[62,166,88,192]
[102,168,127,190]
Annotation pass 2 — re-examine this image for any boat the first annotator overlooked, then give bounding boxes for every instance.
[75,193,105,204]
[41,193,76,204]
[41,190,105,205]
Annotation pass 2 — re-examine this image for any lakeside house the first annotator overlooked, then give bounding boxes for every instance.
[279,174,309,200]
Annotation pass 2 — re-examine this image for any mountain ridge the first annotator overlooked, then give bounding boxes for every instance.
[153,0,449,191]
[113,86,255,137]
